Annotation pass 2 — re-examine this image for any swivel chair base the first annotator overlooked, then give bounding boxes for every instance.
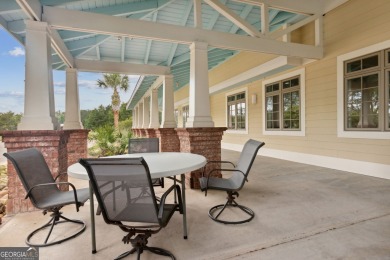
[26,210,86,247]
[208,191,255,224]
[115,233,175,260]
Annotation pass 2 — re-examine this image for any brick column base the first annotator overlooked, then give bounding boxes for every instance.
[155,128,180,152]
[176,127,227,189]
[65,129,90,166]
[1,130,71,214]
[144,129,157,138]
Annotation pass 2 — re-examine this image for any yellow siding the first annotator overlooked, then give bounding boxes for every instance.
[205,0,390,165]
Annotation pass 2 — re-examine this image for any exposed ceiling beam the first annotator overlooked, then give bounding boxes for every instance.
[50,29,74,67]
[205,0,227,30]
[269,13,320,40]
[74,59,171,75]
[43,6,323,59]
[144,11,158,64]
[16,0,41,20]
[16,0,74,67]
[204,0,262,37]
[193,0,202,29]
[260,3,269,34]
[229,5,253,34]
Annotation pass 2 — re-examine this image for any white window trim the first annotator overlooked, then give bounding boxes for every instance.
[225,87,249,134]
[262,68,306,136]
[337,39,390,139]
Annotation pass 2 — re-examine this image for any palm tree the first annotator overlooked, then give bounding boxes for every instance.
[97,73,129,129]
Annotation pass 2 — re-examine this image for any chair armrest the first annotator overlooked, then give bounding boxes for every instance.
[158,184,183,220]
[202,160,235,177]
[25,182,82,212]
[54,171,68,182]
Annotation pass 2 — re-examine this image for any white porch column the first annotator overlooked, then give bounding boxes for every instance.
[160,75,176,128]
[132,107,138,128]
[18,20,59,130]
[142,97,150,128]
[63,68,83,129]
[186,42,214,127]
[138,102,144,128]
[149,89,160,128]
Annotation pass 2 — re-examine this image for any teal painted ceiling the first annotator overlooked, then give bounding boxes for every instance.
[0,0,308,109]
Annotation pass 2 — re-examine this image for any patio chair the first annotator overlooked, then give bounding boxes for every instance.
[3,148,89,247]
[128,138,164,188]
[199,139,265,224]
[79,157,183,260]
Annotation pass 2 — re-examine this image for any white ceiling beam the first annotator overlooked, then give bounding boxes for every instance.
[260,3,269,34]
[204,0,262,37]
[50,29,74,67]
[269,13,320,40]
[74,59,171,75]
[43,6,323,59]
[0,15,24,44]
[205,0,227,30]
[16,0,41,20]
[16,0,74,68]
[144,11,158,64]
[229,5,253,34]
[193,0,202,29]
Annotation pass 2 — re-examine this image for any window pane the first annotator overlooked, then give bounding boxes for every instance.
[291,77,299,87]
[266,94,279,129]
[362,74,378,89]
[266,85,273,93]
[347,77,361,91]
[282,80,291,89]
[362,55,379,69]
[347,60,361,73]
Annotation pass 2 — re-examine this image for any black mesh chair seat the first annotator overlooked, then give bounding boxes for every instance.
[79,157,183,260]
[3,148,89,247]
[199,139,265,224]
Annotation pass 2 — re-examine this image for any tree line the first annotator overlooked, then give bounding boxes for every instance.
[0,103,132,131]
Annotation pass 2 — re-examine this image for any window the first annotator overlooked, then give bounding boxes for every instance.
[337,40,390,139]
[343,50,389,131]
[227,92,246,130]
[182,105,189,127]
[265,76,301,130]
[262,68,305,136]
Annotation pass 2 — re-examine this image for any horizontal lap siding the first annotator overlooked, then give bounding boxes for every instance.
[173,0,390,166]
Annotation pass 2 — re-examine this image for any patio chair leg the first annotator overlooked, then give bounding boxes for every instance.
[116,233,176,260]
[208,191,255,224]
[26,210,86,247]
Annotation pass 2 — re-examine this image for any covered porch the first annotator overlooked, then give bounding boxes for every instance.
[1,149,389,259]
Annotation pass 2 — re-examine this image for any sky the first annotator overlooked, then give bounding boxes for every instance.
[0,27,139,114]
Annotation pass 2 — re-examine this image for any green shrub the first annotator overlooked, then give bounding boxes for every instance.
[88,125,132,157]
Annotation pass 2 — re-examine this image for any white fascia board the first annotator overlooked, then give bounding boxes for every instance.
[270,14,320,40]
[209,56,301,94]
[74,59,171,76]
[126,76,145,110]
[42,6,323,59]
[0,16,23,44]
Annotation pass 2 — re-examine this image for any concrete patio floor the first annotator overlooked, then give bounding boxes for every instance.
[1,149,390,260]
